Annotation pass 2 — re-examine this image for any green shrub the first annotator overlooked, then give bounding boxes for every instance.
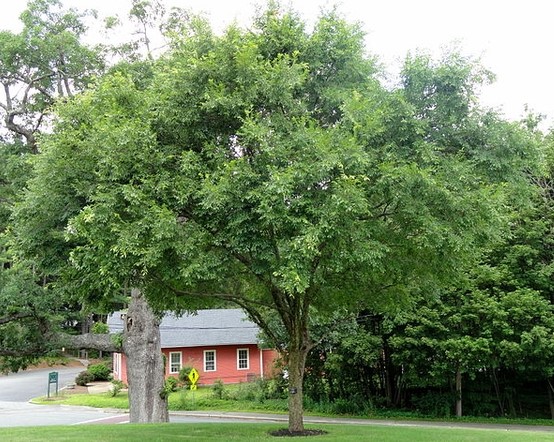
[211,379,228,399]
[165,377,178,392]
[87,362,112,381]
[178,366,195,387]
[91,322,109,334]
[109,380,126,397]
[412,391,454,417]
[75,371,94,386]
[161,377,179,400]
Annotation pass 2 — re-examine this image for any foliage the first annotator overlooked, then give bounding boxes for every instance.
[87,362,112,381]
[0,0,550,427]
[164,376,178,393]
[0,0,104,150]
[211,379,228,399]
[110,379,126,397]
[178,366,195,387]
[16,2,537,430]
[411,391,456,418]
[75,370,94,386]
[0,0,106,372]
[206,377,287,403]
[91,322,109,334]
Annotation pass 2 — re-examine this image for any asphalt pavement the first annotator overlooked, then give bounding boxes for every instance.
[0,365,86,402]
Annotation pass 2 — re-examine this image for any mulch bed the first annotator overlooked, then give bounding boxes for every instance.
[268,429,328,437]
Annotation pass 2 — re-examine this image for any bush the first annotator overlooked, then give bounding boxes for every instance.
[87,362,112,381]
[110,380,126,397]
[211,379,228,399]
[178,366,195,387]
[229,377,282,403]
[412,391,454,417]
[75,371,94,386]
[165,377,179,392]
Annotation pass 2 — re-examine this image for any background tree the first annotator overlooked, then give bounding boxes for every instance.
[0,0,103,151]
[0,0,105,372]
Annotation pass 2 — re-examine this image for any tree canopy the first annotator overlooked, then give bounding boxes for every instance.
[1,0,551,429]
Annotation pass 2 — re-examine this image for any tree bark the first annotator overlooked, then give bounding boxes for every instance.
[122,288,168,423]
[287,346,308,433]
[286,314,310,433]
[60,332,120,353]
[547,379,554,420]
[455,367,462,418]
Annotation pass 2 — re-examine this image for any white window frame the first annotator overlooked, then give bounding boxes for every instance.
[204,350,216,372]
[169,351,182,374]
[237,348,250,370]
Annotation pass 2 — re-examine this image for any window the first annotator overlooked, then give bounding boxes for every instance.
[169,352,182,374]
[237,348,249,370]
[204,350,216,371]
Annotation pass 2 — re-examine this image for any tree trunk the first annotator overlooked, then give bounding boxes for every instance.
[455,367,462,418]
[547,379,554,420]
[287,342,309,433]
[491,368,505,415]
[123,288,168,423]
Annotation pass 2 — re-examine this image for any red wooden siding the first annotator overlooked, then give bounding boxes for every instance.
[163,344,279,385]
[113,346,279,385]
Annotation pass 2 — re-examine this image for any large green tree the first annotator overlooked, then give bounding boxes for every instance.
[11,2,537,431]
[52,7,518,432]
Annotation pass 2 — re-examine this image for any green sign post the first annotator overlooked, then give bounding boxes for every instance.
[47,371,59,398]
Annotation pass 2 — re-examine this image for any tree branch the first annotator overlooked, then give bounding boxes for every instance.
[56,332,122,353]
[0,311,34,326]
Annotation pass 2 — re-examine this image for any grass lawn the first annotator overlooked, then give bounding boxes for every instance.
[33,387,289,413]
[0,422,553,442]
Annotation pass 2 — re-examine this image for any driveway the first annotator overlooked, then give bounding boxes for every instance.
[0,365,86,402]
[0,364,131,427]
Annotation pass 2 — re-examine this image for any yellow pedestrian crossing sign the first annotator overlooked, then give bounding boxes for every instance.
[188,368,199,390]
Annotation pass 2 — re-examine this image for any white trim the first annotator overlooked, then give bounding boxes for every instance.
[260,348,264,378]
[237,348,249,370]
[113,353,121,380]
[204,349,216,372]
[169,351,182,374]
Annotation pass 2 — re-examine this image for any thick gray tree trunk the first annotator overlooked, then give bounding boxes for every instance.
[57,288,169,423]
[123,288,169,423]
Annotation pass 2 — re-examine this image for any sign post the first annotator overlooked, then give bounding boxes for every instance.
[47,371,59,398]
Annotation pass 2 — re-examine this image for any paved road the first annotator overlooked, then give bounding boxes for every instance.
[0,366,86,402]
[0,367,258,427]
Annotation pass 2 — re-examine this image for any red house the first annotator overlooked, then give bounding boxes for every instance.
[109,309,279,385]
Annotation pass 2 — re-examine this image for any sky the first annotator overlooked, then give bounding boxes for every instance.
[2,0,554,128]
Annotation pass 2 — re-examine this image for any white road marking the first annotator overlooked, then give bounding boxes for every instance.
[73,414,129,425]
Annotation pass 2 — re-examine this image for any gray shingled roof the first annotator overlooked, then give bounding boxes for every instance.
[107,308,261,349]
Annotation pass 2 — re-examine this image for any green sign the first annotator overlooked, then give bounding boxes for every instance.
[47,371,59,398]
